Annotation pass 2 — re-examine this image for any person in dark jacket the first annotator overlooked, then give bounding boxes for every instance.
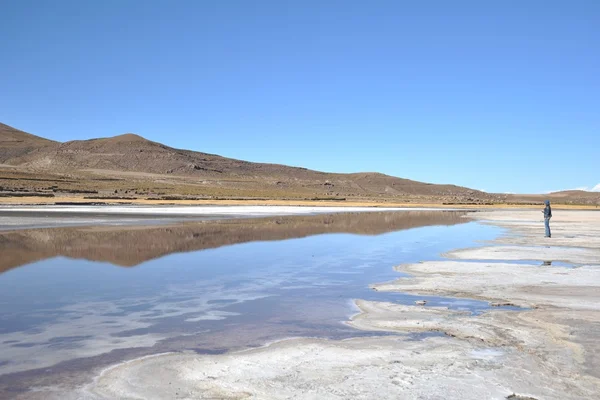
[542,200,552,237]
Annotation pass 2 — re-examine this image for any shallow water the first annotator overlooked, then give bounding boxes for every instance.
[0,210,503,393]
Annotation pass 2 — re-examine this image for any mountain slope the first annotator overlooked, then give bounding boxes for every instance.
[9,132,320,178]
[500,190,600,206]
[0,122,491,200]
[0,123,58,163]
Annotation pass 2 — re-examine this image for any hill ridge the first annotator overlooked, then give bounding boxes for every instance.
[0,121,494,201]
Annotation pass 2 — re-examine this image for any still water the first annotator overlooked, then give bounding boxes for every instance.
[0,211,499,394]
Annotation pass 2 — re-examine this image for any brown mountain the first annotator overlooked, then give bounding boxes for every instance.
[501,190,600,207]
[0,123,57,163]
[0,122,492,201]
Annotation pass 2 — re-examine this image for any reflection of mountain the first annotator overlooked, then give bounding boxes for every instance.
[0,211,467,273]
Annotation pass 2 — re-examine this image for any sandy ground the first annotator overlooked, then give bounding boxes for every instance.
[0,195,598,209]
[68,209,600,400]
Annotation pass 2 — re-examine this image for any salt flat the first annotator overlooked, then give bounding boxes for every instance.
[82,210,600,400]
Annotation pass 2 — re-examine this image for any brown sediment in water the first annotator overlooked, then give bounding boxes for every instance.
[0,210,466,274]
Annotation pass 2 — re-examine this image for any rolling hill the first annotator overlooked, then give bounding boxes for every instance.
[0,123,57,163]
[1,122,598,205]
[0,122,492,202]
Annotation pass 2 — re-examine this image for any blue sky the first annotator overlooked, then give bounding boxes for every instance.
[1,1,598,194]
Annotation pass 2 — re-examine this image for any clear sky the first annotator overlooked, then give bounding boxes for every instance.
[1,1,598,194]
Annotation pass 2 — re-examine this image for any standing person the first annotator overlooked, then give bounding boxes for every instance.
[542,200,552,238]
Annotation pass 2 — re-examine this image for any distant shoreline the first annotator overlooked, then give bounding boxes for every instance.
[0,195,598,210]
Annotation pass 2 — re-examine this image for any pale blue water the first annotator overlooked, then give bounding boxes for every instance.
[0,218,510,386]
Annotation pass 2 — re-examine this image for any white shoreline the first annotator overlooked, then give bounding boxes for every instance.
[0,205,454,216]
[0,205,465,231]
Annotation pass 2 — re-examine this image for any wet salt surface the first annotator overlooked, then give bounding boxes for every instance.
[0,210,251,231]
[456,259,578,268]
[0,217,504,382]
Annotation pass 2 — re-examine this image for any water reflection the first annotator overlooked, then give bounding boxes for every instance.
[0,211,468,272]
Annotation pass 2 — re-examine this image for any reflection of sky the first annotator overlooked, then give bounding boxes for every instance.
[0,222,498,375]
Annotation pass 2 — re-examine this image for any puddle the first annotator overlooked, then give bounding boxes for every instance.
[405,331,447,341]
[470,348,505,360]
[366,290,521,315]
[539,260,576,267]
